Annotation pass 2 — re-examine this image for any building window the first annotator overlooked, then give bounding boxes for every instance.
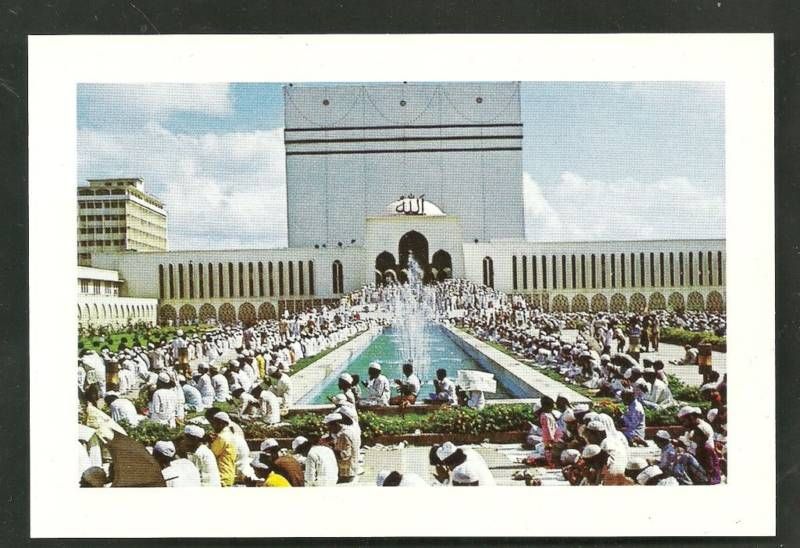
[629,253,635,287]
[168,264,175,299]
[659,252,665,287]
[610,254,616,288]
[269,262,275,296]
[332,260,344,293]
[208,263,214,298]
[688,252,694,286]
[581,255,586,289]
[258,262,265,297]
[238,262,245,297]
[178,264,185,299]
[600,254,606,288]
[248,262,254,297]
[228,263,234,297]
[482,257,494,288]
[717,251,723,285]
[532,256,538,289]
[707,251,714,285]
[81,279,89,293]
[561,255,567,289]
[512,256,518,291]
[571,255,576,289]
[522,256,528,290]
[218,263,224,298]
[541,255,547,290]
[590,254,596,289]
[639,253,645,288]
[308,260,315,295]
[649,253,655,288]
[679,252,685,285]
[698,252,704,286]
[288,261,295,296]
[188,263,195,299]
[198,263,204,299]
[158,265,164,299]
[669,252,674,286]
[299,261,305,296]
[279,261,285,296]
[551,255,557,289]
[620,253,626,287]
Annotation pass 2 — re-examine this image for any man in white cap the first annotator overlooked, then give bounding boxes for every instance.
[434,441,495,486]
[209,364,230,403]
[104,391,143,427]
[259,438,304,487]
[181,425,221,487]
[149,372,178,427]
[360,362,390,406]
[375,469,428,487]
[292,436,338,487]
[335,373,356,405]
[620,389,646,446]
[451,463,481,486]
[652,429,677,473]
[208,411,238,487]
[267,366,293,410]
[677,406,714,440]
[321,412,358,483]
[195,363,215,407]
[153,440,201,487]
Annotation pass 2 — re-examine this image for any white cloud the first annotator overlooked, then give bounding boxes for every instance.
[78,125,288,250]
[523,171,725,242]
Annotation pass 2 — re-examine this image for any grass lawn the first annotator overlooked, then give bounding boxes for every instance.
[288,331,365,376]
[79,324,215,352]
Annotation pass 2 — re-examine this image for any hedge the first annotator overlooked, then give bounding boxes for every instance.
[658,327,726,352]
[79,324,214,353]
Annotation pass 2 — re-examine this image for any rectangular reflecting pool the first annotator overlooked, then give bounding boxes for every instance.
[301,325,517,404]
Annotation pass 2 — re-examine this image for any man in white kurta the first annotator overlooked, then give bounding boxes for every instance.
[183,425,221,487]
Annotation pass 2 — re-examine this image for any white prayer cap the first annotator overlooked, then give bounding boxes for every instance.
[323,412,343,424]
[147,343,155,349]
[375,470,392,487]
[657,476,679,486]
[157,372,171,383]
[623,369,633,380]
[451,462,479,485]
[586,420,606,432]
[636,465,663,485]
[573,403,590,414]
[213,411,231,424]
[291,436,309,452]
[176,329,184,336]
[229,359,239,367]
[339,373,353,384]
[562,409,576,423]
[184,425,205,439]
[677,405,698,418]
[368,361,381,371]
[197,362,209,371]
[560,448,581,465]
[581,444,601,458]
[643,367,655,374]
[177,374,186,383]
[436,441,458,462]
[153,440,175,458]
[104,391,119,398]
[583,411,599,423]
[600,354,611,362]
[267,366,278,375]
[655,430,671,441]
[626,457,648,472]
[707,408,719,422]
[336,405,357,422]
[260,438,279,451]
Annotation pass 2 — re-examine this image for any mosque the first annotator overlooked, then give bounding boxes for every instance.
[88,82,726,326]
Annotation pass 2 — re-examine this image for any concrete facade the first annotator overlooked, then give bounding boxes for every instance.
[77,266,157,328]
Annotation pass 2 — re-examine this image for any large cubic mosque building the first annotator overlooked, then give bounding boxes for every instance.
[86,82,726,327]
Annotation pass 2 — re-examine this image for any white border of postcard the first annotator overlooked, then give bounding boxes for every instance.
[29,34,774,538]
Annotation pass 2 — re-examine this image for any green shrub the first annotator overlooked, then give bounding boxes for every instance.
[123,419,186,446]
[659,327,726,352]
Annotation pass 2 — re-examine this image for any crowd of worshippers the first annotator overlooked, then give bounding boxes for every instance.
[518,395,727,486]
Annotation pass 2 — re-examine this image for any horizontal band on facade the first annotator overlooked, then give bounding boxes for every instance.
[284,123,524,133]
[285,135,523,145]
[286,146,523,156]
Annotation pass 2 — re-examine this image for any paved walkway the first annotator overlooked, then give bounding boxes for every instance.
[560,329,727,387]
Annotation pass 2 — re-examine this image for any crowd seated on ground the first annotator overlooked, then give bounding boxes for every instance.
[78,278,726,487]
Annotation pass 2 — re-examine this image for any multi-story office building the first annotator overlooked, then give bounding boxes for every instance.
[77,178,167,265]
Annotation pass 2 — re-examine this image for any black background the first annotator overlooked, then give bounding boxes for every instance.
[0,0,797,545]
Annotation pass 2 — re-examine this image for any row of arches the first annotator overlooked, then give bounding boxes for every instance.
[374,248,452,284]
[159,302,279,324]
[158,260,321,301]
[499,250,725,292]
[77,302,156,322]
[525,290,724,313]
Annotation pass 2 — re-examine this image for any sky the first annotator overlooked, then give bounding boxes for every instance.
[77,82,725,250]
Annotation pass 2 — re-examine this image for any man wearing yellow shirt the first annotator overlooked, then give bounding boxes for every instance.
[209,411,238,487]
[252,460,292,487]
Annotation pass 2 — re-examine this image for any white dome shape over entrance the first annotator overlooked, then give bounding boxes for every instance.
[386,195,446,216]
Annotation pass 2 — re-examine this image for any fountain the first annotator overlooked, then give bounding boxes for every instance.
[389,253,433,379]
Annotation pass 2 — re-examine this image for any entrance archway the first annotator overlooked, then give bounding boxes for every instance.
[375,251,397,285]
[431,249,453,281]
[398,230,429,283]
